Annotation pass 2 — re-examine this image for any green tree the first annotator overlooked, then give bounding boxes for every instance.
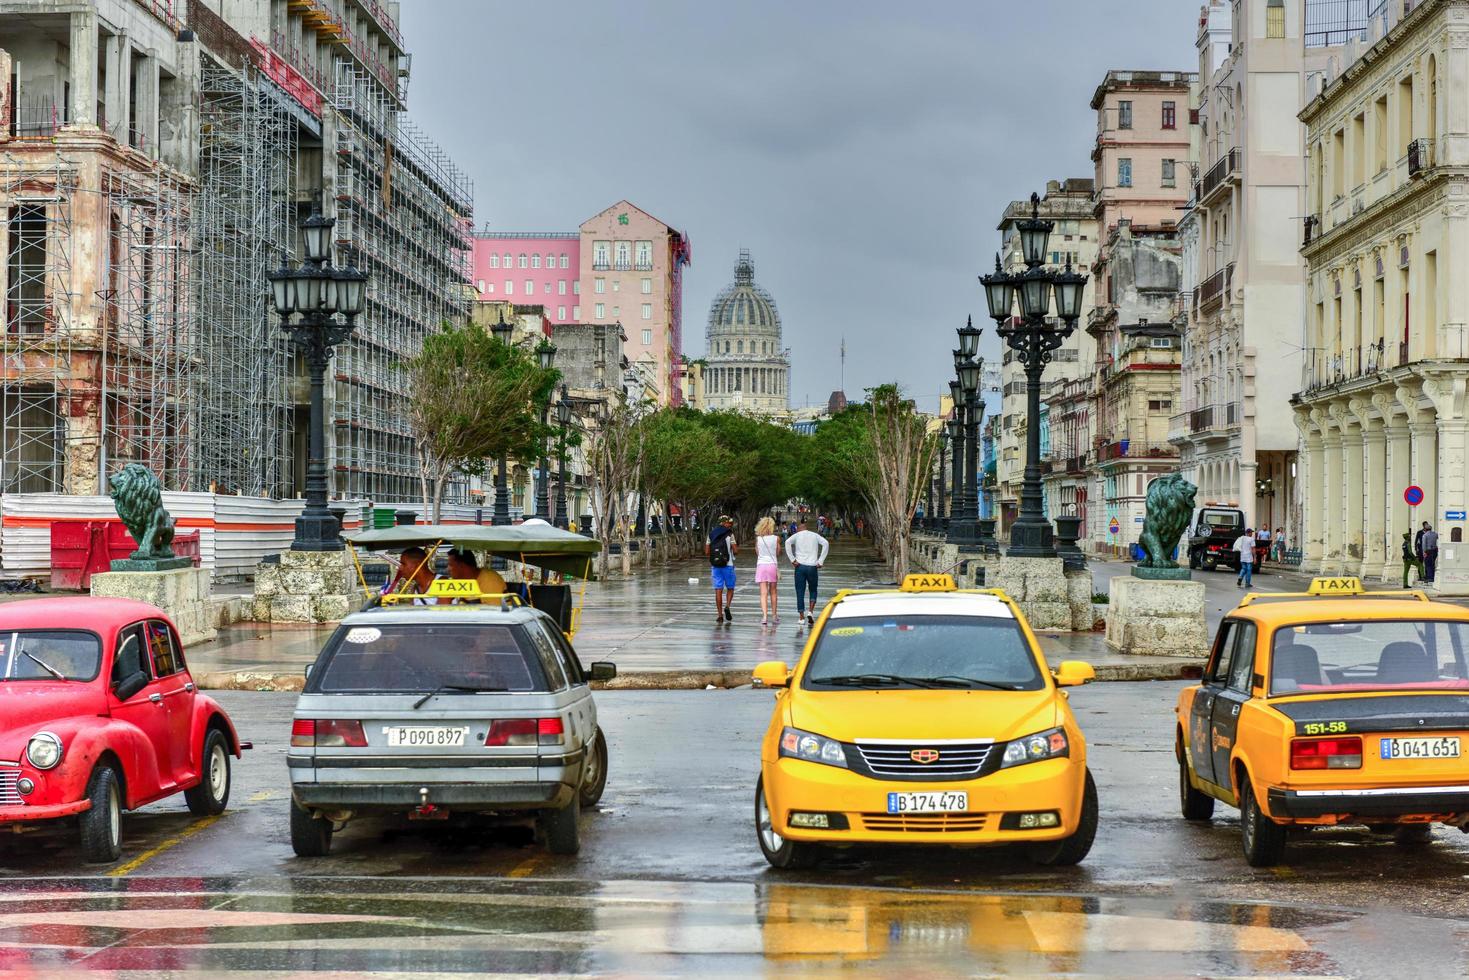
[401,322,558,521]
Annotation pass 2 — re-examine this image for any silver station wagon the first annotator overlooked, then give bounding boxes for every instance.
[287,596,615,857]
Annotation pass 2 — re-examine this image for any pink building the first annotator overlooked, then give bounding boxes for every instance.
[470,233,581,324]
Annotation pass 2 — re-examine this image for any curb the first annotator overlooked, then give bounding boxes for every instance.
[194,663,1201,693]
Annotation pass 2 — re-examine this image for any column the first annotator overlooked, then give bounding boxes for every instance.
[1386,412,1412,568]
[1341,418,1365,565]
[1410,419,1438,531]
[1321,418,1343,573]
[68,8,98,128]
[102,33,126,138]
[1239,456,1258,528]
[138,52,159,157]
[1360,415,1387,580]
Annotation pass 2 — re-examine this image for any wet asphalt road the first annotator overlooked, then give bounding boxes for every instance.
[4,684,1469,975]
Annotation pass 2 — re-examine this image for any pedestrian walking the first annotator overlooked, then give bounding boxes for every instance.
[1254,526,1271,573]
[1234,527,1257,588]
[1402,530,1423,588]
[785,517,830,626]
[1422,523,1440,583]
[1273,527,1286,562]
[754,516,781,626]
[706,515,737,624]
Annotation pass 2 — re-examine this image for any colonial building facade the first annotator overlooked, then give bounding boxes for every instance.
[1295,0,1468,578]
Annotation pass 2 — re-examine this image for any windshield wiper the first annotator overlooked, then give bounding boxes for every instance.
[413,683,508,709]
[22,650,65,681]
[813,673,940,689]
[926,675,1023,691]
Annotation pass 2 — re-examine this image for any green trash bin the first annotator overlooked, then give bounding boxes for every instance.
[372,508,397,529]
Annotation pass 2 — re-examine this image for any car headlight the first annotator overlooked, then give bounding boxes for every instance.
[1000,727,1068,769]
[778,726,848,769]
[26,731,63,770]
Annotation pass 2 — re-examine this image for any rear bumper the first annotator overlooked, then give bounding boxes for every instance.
[292,780,574,811]
[0,800,90,823]
[1268,784,1469,819]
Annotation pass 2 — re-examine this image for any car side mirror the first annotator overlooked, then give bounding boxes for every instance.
[303,663,314,681]
[753,661,792,688]
[112,670,149,702]
[1053,661,1096,688]
[589,662,617,682]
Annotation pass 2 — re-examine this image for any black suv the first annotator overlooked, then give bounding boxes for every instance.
[1186,506,1246,571]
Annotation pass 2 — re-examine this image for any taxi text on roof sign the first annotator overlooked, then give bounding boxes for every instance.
[900,574,957,593]
[1307,576,1366,596]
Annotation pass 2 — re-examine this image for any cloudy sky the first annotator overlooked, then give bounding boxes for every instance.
[401,0,1199,412]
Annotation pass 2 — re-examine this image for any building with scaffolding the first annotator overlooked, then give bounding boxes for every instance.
[1,0,473,508]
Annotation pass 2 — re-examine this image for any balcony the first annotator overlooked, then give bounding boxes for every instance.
[1301,342,1391,393]
[1169,403,1241,441]
[1194,263,1233,313]
[1408,138,1435,178]
[1099,440,1179,463]
[1193,147,1240,206]
[1066,453,1088,474]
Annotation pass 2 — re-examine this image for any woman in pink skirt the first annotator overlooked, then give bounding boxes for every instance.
[755,516,781,626]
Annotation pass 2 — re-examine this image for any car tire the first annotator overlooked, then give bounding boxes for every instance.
[290,797,332,857]
[1178,748,1215,821]
[79,765,123,864]
[755,775,818,870]
[1239,774,1287,867]
[1394,823,1434,846]
[541,796,581,855]
[1031,769,1099,866]
[1188,549,1200,570]
[184,729,231,816]
[579,727,609,808]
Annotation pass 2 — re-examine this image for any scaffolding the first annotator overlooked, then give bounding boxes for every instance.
[0,155,76,493]
[194,60,298,496]
[330,62,472,502]
[101,166,194,490]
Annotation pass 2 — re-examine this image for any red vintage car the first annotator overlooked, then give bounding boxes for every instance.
[0,598,247,862]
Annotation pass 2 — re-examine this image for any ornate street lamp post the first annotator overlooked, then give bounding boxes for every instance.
[946,380,965,542]
[981,192,1087,559]
[554,385,571,530]
[534,341,557,522]
[943,418,959,531]
[490,317,516,525]
[268,207,368,552]
[957,352,983,547]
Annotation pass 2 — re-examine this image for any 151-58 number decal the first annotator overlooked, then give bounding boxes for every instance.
[1300,721,1348,735]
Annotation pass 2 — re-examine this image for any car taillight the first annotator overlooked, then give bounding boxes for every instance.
[486,718,565,747]
[1291,736,1362,770]
[291,719,367,748]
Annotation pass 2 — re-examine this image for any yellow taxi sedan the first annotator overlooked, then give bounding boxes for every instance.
[751,574,1098,869]
[1176,576,1469,867]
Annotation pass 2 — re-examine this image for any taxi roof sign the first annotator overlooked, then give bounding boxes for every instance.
[379,579,522,606]
[1307,576,1365,596]
[900,573,957,593]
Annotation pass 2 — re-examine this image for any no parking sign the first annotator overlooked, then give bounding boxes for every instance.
[1405,485,1424,507]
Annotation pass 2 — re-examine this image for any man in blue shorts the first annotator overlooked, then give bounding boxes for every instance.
[706,514,738,623]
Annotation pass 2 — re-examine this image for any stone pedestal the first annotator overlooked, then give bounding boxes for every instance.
[1105,576,1207,657]
[252,549,360,623]
[91,566,217,646]
[992,557,1073,631]
[1065,568,1098,630]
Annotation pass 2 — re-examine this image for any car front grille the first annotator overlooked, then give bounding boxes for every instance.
[853,742,993,779]
[0,769,22,805]
[859,812,991,833]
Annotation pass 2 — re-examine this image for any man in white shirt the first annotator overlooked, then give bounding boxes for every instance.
[785,519,830,626]
[1233,528,1256,589]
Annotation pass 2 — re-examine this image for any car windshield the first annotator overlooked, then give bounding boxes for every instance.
[0,630,101,681]
[313,623,543,693]
[802,614,1044,691]
[1270,619,1469,695]
[1200,512,1240,529]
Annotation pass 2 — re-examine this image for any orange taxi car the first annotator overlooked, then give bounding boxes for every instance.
[1176,576,1469,866]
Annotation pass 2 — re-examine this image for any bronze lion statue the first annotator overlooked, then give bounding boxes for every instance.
[1137,473,1197,569]
[108,464,177,561]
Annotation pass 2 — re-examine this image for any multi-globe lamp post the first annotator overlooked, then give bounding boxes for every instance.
[489,318,516,525]
[533,341,557,522]
[554,385,572,530]
[267,208,368,552]
[980,192,1087,559]
[945,318,983,547]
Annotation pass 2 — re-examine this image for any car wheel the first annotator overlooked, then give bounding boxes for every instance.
[184,729,231,816]
[755,775,817,870]
[1394,823,1434,846]
[540,796,581,855]
[290,797,332,857]
[579,727,609,808]
[1188,549,1200,570]
[1178,748,1215,821]
[80,765,123,864]
[1239,774,1287,867]
[1031,769,1099,866]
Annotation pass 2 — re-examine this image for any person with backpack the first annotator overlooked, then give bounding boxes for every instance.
[785,517,830,626]
[706,515,737,623]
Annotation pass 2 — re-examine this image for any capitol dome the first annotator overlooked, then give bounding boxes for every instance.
[704,250,789,415]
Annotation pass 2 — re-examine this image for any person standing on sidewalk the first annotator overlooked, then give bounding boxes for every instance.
[754,516,781,626]
[786,518,830,626]
[1254,526,1271,574]
[706,515,737,624]
[1402,530,1423,588]
[1422,524,1440,583]
[1233,528,1256,588]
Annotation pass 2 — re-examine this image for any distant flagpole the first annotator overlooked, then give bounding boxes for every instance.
[840,337,846,393]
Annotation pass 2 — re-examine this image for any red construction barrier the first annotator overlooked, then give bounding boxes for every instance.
[49,521,201,591]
